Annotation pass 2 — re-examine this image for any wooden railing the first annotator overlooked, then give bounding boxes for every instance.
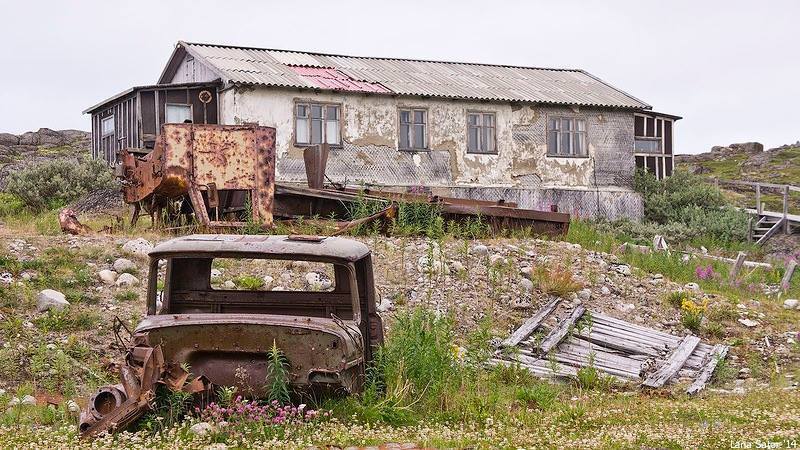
[712,178,800,234]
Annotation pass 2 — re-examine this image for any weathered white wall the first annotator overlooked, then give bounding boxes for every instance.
[218,86,636,190]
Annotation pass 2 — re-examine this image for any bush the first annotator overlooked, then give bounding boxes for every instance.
[4,158,116,211]
[628,169,750,244]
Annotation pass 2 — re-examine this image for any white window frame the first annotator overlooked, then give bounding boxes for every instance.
[165,103,193,124]
[466,112,497,154]
[101,116,115,137]
[547,117,587,157]
[634,113,674,180]
[398,108,428,151]
[294,102,341,146]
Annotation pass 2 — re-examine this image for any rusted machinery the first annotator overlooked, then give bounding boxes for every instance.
[80,234,384,437]
[116,124,570,235]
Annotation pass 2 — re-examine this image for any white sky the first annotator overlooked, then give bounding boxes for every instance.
[1,0,798,154]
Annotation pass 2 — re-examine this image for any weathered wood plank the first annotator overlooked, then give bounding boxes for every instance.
[686,344,729,395]
[642,335,701,388]
[576,329,667,357]
[502,297,561,347]
[539,306,586,354]
[592,313,678,340]
[729,251,747,281]
[782,260,798,290]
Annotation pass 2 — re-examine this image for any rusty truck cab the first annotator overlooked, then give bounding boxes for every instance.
[135,234,384,396]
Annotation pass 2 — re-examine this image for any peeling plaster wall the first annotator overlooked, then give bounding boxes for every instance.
[217,86,641,218]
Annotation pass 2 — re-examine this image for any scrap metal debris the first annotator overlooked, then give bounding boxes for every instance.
[58,208,91,235]
[116,124,570,236]
[493,299,728,394]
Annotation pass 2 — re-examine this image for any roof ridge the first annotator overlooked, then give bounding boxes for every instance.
[180,40,585,73]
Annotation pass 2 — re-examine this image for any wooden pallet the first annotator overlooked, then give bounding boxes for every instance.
[494,302,728,394]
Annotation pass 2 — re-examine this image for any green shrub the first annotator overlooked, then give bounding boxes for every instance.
[515,383,559,410]
[235,274,264,290]
[632,169,749,244]
[665,290,691,309]
[4,157,116,211]
[0,193,24,217]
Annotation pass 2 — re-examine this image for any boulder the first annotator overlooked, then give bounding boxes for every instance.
[122,238,154,258]
[783,299,799,310]
[18,128,65,147]
[115,273,140,287]
[189,421,214,436]
[98,269,118,285]
[112,258,137,273]
[471,244,489,256]
[36,289,69,312]
[0,133,18,146]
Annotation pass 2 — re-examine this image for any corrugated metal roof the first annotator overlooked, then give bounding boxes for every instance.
[180,41,651,110]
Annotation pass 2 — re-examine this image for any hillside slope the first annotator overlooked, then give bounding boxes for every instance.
[0,129,91,189]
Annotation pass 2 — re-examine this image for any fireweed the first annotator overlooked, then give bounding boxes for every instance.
[197,396,329,426]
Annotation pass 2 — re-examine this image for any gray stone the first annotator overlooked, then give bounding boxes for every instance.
[0,133,19,146]
[577,288,591,301]
[471,244,489,256]
[37,289,69,312]
[222,280,236,289]
[210,269,222,280]
[122,238,154,258]
[738,318,759,328]
[783,299,799,310]
[519,278,534,292]
[115,273,140,287]
[684,282,701,291]
[189,421,213,436]
[600,286,611,296]
[112,258,137,273]
[450,261,465,273]
[18,128,65,146]
[262,275,274,287]
[66,400,80,414]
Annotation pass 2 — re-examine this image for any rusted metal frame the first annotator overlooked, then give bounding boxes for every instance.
[441,202,570,224]
[332,204,397,236]
[341,187,519,208]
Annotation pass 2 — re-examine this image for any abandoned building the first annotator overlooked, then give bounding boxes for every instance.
[84,41,680,219]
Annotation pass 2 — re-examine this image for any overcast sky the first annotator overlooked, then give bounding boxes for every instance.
[1,0,797,153]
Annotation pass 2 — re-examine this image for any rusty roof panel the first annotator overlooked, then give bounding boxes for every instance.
[181,42,651,109]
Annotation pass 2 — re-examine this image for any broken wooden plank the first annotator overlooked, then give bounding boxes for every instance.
[686,344,729,395]
[539,306,586,354]
[782,260,797,290]
[642,335,701,388]
[502,297,561,347]
[729,251,747,281]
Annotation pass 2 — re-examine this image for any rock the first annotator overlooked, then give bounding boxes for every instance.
[600,286,611,296]
[222,280,236,289]
[122,238,154,258]
[98,269,118,285]
[519,278,533,292]
[577,289,591,301]
[471,244,489,256]
[290,260,311,271]
[36,289,69,313]
[210,269,222,280]
[189,421,214,436]
[783,299,799,310]
[305,272,332,290]
[611,264,631,276]
[489,254,506,266]
[18,128,66,146]
[616,303,636,313]
[262,275,274,287]
[738,367,752,379]
[0,272,12,285]
[738,318,759,328]
[417,256,448,274]
[684,282,700,291]
[66,400,80,414]
[377,295,393,313]
[112,258,137,273]
[0,133,19,146]
[450,261,465,273]
[115,273,140,287]
[520,266,533,279]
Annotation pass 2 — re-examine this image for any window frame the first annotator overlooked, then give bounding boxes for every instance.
[293,100,343,147]
[397,107,429,151]
[466,111,497,155]
[165,103,194,124]
[101,115,115,137]
[546,116,588,158]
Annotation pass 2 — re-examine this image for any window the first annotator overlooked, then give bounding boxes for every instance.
[399,108,427,150]
[101,116,115,136]
[547,117,586,156]
[295,103,340,145]
[166,104,193,123]
[467,112,496,154]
